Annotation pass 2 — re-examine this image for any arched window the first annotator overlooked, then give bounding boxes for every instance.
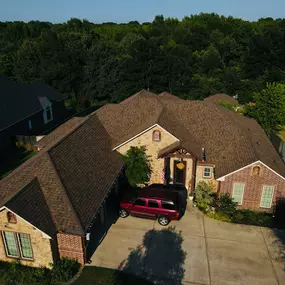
[152,130,161,142]
[252,166,261,176]
[7,212,17,224]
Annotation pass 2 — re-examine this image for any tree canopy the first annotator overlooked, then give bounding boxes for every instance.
[1,14,285,105]
[245,83,285,134]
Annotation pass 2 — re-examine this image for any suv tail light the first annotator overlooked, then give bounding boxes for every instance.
[176,212,179,219]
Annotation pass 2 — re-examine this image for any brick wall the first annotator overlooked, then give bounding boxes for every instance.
[219,162,285,211]
[0,208,54,268]
[57,233,85,264]
[116,125,178,185]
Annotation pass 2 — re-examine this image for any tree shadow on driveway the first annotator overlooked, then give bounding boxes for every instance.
[118,226,186,285]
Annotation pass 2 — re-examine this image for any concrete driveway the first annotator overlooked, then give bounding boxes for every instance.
[88,205,285,285]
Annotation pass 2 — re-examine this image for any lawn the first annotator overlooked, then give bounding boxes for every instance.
[72,267,153,285]
[0,147,36,179]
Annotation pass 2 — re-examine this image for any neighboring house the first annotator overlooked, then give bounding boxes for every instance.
[0,76,69,151]
[0,89,284,268]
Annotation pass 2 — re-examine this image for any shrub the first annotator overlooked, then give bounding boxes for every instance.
[194,181,215,212]
[215,193,236,217]
[0,261,50,285]
[206,211,232,223]
[51,257,80,283]
[123,146,151,186]
[232,210,273,227]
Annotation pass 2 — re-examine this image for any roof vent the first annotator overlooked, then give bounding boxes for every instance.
[202,148,206,162]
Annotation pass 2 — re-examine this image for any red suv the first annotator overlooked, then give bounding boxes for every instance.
[119,189,182,226]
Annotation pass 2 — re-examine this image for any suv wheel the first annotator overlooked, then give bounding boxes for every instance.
[158,215,170,226]
[119,209,129,218]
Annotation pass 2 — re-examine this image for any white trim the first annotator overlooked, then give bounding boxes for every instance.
[217,160,285,181]
[112,123,179,151]
[232,183,245,206]
[260,185,275,209]
[203,167,211,178]
[0,207,52,239]
[43,104,53,124]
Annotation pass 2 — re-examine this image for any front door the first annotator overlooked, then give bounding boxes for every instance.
[173,160,186,185]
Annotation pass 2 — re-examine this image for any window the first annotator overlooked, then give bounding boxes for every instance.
[43,105,53,124]
[134,198,146,206]
[252,166,260,176]
[161,201,175,210]
[152,130,161,142]
[2,232,33,260]
[260,186,275,208]
[148,200,159,208]
[18,234,33,259]
[28,120,32,130]
[2,232,18,257]
[7,212,17,224]
[203,167,211,178]
[232,183,245,205]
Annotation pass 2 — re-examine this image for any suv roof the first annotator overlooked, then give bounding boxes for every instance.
[139,188,178,202]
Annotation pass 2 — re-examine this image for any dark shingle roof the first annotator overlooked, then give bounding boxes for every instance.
[97,90,285,178]
[6,178,56,236]
[35,117,86,149]
[0,76,65,131]
[49,115,123,231]
[0,114,124,236]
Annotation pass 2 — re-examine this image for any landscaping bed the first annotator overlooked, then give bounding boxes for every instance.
[0,257,80,285]
[194,181,280,228]
[72,266,153,285]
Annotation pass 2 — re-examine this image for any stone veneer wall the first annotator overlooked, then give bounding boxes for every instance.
[0,209,54,268]
[57,233,85,264]
[195,164,217,190]
[219,162,285,211]
[116,125,178,185]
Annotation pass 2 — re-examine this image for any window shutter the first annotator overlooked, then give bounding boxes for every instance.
[260,186,275,208]
[232,183,245,205]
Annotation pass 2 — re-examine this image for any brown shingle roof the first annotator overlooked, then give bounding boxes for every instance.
[5,178,56,236]
[97,90,285,179]
[35,117,86,149]
[49,115,123,231]
[0,114,124,236]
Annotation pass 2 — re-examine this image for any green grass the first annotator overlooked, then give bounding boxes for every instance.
[72,267,153,285]
[279,126,285,140]
[0,147,36,179]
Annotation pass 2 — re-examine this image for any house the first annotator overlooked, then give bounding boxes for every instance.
[0,89,284,268]
[0,76,69,152]
[96,90,285,211]
[0,114,123,267]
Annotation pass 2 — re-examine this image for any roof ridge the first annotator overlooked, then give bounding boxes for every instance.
[0,115,90,183]
[45,154,85,234]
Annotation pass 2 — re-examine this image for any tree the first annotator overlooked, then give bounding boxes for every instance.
[245,83,285,134]
[123,146,151,186]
